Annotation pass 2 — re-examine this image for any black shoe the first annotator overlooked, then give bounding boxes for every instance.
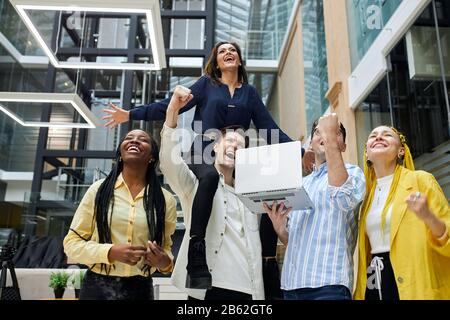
[186,237,212,289]
[262,257,283,300]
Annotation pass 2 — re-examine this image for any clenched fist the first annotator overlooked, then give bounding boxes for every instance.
[317,113,340,139]
[169,85,194,111]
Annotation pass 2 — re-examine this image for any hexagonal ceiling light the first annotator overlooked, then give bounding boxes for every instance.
[0,92,100,128]
[9,0,166,70]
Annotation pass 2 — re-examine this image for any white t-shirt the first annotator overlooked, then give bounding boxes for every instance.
[366,174,394,254]
[212,183,252,295]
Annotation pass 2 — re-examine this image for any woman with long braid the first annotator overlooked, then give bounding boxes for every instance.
[63,130,177,300]
[354,126,450,300]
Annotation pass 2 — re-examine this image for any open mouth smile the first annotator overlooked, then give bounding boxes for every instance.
[126,145,141,153]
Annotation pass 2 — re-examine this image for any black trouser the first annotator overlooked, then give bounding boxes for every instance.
[188,287,252,300]
[189,163,220,238]
[365,252,399,300]
[79,270,154,300]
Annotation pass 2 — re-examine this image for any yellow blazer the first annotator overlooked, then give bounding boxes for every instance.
[355,168,450,300]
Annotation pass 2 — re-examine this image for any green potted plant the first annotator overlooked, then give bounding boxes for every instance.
[49,271,70,299]
[70,270,86,299]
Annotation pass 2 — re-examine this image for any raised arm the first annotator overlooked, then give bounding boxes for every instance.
[164,85,193,128]
[103,76,207,128]
[319,113,348,187]
[159,85,198,201]
[317,114,366,212]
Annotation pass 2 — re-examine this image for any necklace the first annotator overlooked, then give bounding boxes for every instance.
[375,174,394,207]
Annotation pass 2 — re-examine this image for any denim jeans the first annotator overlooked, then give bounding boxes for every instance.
[283,285,352,300]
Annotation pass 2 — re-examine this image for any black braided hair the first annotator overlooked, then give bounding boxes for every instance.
[142,138,166,247]
[93,132,166,273]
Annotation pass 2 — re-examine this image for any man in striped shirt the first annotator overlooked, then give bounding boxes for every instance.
[264,113,365,300]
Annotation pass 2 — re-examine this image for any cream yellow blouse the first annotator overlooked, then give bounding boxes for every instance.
[63,173,177,277]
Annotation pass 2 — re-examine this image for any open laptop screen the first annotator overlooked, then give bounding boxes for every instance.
[235,141,303,195]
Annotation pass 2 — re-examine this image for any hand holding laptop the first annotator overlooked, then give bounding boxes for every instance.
[263,200,291,213]
[263,200,292,216]
[235,141,314,214]
[263,201,291,246]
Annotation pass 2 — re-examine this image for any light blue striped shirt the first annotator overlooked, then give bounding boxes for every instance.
[281,163,365,292]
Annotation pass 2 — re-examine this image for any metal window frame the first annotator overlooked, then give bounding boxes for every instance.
[9,0,166,70]
[23,1,216,234]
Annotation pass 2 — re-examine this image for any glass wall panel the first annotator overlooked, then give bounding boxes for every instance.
[215,0,295,60]
[355,1,450,197]
[347,0,403,70]
[161,0,205,11]
[0,25,47,172]
[0,0,44,56]
[355,75,393,166]
[301,0,329,134]
[170,19,205,50]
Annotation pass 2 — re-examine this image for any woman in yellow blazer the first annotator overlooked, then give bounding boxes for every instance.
[354,126,450,300]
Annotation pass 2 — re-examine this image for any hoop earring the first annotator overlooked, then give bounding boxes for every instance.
[366,159,372,167]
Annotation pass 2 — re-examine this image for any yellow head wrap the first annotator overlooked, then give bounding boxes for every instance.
[360,127,415,233]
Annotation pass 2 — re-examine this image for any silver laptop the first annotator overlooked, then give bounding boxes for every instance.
[235,141,314,214]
